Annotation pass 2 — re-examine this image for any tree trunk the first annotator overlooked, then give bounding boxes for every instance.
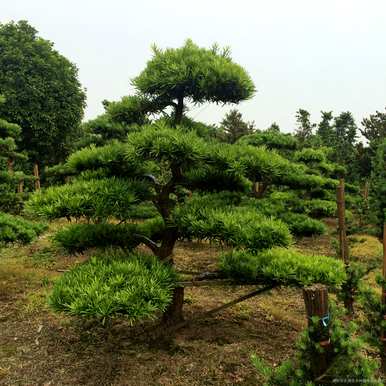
[303,285,332,379]
[252,181,267,198]
[33,162,41,191]
[174,97,184,126]
[17,179,24,193]
[7,158,14,174]
[162,286,184,325]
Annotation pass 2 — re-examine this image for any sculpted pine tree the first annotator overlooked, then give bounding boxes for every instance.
[26,41,346,326]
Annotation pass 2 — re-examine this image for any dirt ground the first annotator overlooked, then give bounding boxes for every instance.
[0,221,383,386]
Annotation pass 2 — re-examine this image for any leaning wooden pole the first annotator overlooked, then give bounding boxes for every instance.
[337,178,349,264]
[33,162,41,191]
[336,178,353,313]
[303,284,332,378]
[381,223,386,373]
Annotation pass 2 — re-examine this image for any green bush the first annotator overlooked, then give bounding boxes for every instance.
[252,303,380,385]
[237,131,298,151]
[54,218,164,253]
[26,177,152,222]
[220,247,346,286]
[280,213,326,236]
[0,212,47,244]
[176,204,292,251]
[49,252,177,323]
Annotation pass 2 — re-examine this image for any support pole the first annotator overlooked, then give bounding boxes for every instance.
[303,284,332,378]
[33,162,40,191]
[337,178,349,264]
[337,178,353,313]
[381,224,386,373]
[17,179,24,193]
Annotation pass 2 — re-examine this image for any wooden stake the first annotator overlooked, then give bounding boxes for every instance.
[337,178,353,313]
[303,285,332,378]
[7,158,14,174]
[17,179,24,193]
[381,224,386,373]
[337,178,349,264]
[33,162,41,191]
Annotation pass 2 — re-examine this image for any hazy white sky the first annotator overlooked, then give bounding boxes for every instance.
[2,0,386,132]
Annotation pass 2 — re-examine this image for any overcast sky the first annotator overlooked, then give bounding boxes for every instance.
[2,0,386,132]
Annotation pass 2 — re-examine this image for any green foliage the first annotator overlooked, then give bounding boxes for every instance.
[0,20,86,164]
[252,303,380,385]
[220,248,346,286]
[0,212,47,244]
[176,203,292,251]
[237,130,298,152]
[360,107,386,149]
[66,141,135,176]
[295,109,316,145]
[49,251,177,323]
[280,213,326,236]
[370,140,386,235]
[358,278,386,351]
[133,39,255,104]
[25,177,152,222]
[0,96,28,213]
[104,95,156,126]
[133,39,255,124]
[217,109,255,143]
[53,218,163,253]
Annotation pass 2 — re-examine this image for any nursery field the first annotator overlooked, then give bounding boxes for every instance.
[0,220,382,386]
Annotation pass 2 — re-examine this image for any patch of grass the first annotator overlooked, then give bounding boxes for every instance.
[22,288,50,315]
[25,247,57,269]
[0,344,17,358]
[350,234,382,263]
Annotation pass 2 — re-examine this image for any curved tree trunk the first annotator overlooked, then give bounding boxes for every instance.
[174,96,184,126]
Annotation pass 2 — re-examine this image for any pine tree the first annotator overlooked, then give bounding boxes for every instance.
[26,41,345,324]
[219,109,255,143]
[295,109,316,145]
[316,111,334,147]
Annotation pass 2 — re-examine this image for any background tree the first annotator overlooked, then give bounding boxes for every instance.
[295,109,316,145]
[218,109,255,143]
[267,122,281,132]
[0,20,86,167]
[132,39,256,125]
[0,95,46,244]
[316,111,334,147]
[360,107,386,151]
[0,95,25,212]
[332,111,358,179]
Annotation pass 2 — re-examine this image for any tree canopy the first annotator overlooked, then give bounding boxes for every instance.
[0,20,86,164]
[132,39,256,125]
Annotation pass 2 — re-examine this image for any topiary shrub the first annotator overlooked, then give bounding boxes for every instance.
[0,212,47,244]
[53,218,164,253]
[49,251,177,323]
[279,213,326,237]
[220,247,346,287]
